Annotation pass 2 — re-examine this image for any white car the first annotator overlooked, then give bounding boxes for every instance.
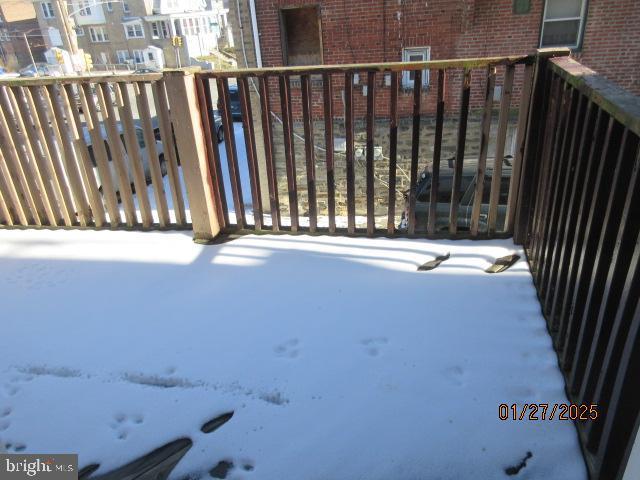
[83,120,166,195]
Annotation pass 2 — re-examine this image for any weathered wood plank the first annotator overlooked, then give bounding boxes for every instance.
[61,84,106,227]
[555,108,606,355]
[428,70,445,235]
[505,64,534,232]
[487,64,514,235]
[407,69,422,235]
[29,85,76,226]
[550,56,640,137]
[345,72,355,234]
[449,68,471,235]
[197,76,229,228]
[323,73,336,233]
[300,74,316,232]
[470,66,496,236]
[194,55,531,79]
[153,80,187,225]
[366,71,376,236]
[165,71,221,241]
[47,84,92,226]
[259,75,280,231]
[136,82,170,227]
[387,71,399,235]
[2,86,53,225]
[97,82,137,227]
[0,87,39,225]
[278,74,298,231]
[81,82,121,225]
[115,82,153,228]
[238,76,263,229]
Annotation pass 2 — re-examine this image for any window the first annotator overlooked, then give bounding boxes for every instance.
[41,2,55,18]
[402,47,430,89]
[123,2,130,14]
[133,49,144,64]
[540,0,587,49]
[116,50,130,63]
[280,6,322,66]
[75,27,84,36]
[0,30,9,42]
[78,1,91,16]
[106,2,113,12]
[89,26,108,42]
[125,22,144,39]
[151,20,169,39]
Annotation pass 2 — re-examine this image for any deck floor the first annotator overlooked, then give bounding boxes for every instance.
[0,229,586,479]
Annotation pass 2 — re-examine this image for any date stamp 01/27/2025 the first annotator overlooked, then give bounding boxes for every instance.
[498,403,600,421]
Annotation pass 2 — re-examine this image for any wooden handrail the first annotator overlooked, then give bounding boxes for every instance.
[196,55,533,78]
[549,56,640,137]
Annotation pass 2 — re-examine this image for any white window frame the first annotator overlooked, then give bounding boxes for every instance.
[124,21,145,39]
[41,2,55,19]
[540,0,588,49]
[106,2,113,12]
[116,50,130,63]
[123,2,130,14]
[132,49,144,64]
[75,27,85,36]
[89,26,108,43]
[0,30,9,42]
[78,0,91,16]
[402,47,430,89]
[151,21,169,39]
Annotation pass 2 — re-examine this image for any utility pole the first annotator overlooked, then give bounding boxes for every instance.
[52,0,80,68]
[23,33,38,76]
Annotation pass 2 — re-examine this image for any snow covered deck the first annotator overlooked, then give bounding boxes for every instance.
[0,229,586,479]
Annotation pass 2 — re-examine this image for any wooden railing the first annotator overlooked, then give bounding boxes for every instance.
[0,72,192,231]
[195,55,534,239]
[517,52,640,480]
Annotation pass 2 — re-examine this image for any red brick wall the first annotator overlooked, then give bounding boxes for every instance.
[576,0,640,95]
[251,0,639,119]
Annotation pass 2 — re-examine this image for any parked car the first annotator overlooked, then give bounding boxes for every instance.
[69,84,117,112]
[133,67,160,74]
[402,155,513,232]
[216,83,241,120]
[213,110,223,143]
[0,67,20,78]
[19,63,62,77]
[83,119,166,195]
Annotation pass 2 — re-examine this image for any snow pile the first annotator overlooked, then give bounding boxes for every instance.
[0,229,586,479]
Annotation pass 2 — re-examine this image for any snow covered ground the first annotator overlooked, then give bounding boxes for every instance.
[0,229,587,479]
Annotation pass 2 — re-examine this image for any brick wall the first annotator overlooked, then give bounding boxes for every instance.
[230,0,639,120]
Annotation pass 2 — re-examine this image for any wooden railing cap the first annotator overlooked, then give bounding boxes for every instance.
[550,56,640,137]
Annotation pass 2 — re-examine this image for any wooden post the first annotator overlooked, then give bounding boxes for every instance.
[513,48,570,245]
[164,70,221,242]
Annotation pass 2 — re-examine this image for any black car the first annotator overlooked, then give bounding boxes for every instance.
[217,83,241,121]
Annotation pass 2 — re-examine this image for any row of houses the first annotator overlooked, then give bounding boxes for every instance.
[0,0,233,72]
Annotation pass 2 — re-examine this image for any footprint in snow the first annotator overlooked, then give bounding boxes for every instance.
[361,337,388,357]
[274,339,300,359]
[209,459,255,479]
[110,413,144,440]
[443,365,466,387]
